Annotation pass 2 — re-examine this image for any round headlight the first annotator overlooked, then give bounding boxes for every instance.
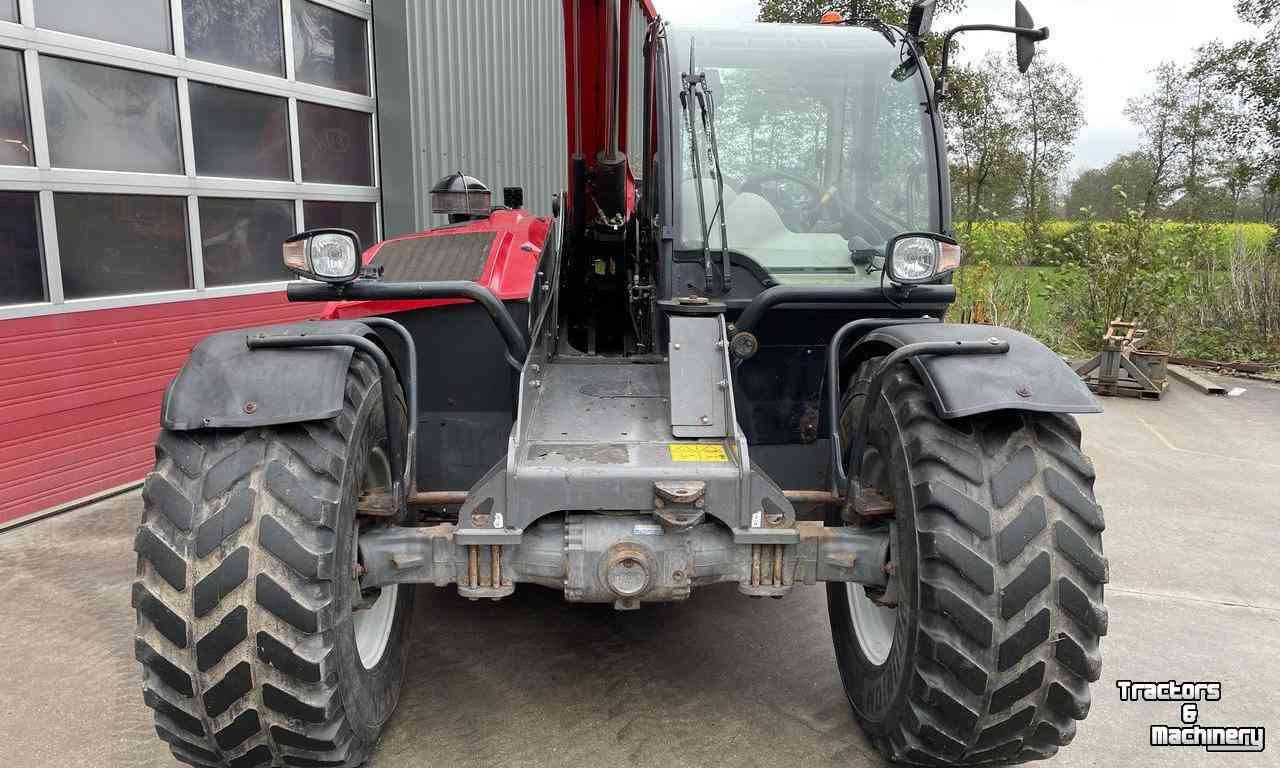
[890,236,940,282]
[309,233,358,280]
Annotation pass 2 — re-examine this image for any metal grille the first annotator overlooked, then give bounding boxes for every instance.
[372,231,496,283]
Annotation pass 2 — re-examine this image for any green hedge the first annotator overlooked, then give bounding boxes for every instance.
[951,220,1280,362]
[957,221,1276,267]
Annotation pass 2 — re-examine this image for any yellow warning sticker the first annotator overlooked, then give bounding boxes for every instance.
[669,444,728,462]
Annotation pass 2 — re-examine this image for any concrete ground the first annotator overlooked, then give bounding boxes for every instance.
[1,374,1277,768]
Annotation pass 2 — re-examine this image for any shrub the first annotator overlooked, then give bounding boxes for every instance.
[958,220,1274,268]
[953,212,1279,361]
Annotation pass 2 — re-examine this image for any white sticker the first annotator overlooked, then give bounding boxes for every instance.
[750,510,762,528]
[493,512,504,529]
[632,523,663,536]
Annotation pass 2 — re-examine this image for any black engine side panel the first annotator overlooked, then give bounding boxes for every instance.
[374,301,527,493]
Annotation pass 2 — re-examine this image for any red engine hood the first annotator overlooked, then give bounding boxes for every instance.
[320,209,549,320]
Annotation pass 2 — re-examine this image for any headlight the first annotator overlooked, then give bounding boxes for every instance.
[886,232,962,284]
[310,233,358,278]
[891,237,939,281]
[281,229,362,284]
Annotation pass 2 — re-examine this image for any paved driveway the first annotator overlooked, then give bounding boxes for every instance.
[1,375,1277,767]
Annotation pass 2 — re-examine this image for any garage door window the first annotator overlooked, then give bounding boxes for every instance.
[200,197,294,287]
[304,200,376,250]
[35,0,173,53]
[190,82,290,180]
[182,0,285,77]
[55,193,190,300]
[41,57,182,174]
[0,0,379,318]
[0,49,32,166]
[0,191,44,305]
[292,1,369,95]
[299,101,372,186]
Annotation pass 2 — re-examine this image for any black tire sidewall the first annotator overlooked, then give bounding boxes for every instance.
[331,369,415,738]
[827,361,921,738]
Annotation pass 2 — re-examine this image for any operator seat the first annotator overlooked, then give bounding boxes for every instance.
[678,179,850,272]
[724,193,849,270]
[723,192,786,246]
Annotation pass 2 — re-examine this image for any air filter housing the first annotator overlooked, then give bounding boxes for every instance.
[430,173,492,222]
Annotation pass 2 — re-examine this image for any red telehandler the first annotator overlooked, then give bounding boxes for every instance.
[134,2,1105,765]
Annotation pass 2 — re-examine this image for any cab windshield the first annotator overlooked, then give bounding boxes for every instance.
[668,24,938,284]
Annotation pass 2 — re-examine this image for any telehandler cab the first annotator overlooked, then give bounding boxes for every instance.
[134,2,1106,766]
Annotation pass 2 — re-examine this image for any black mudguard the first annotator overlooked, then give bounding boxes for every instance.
[855,324,1100,419]
[161,320,376,430]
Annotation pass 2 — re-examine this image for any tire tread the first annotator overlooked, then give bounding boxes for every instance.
[834,361,1106,765]
[134,352,394,767]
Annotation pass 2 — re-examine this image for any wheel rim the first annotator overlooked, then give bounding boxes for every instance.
[845,583,896,666]
[354,581,398,669]
[353,445,398,670]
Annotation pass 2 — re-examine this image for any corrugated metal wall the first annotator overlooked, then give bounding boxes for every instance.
[406,0,570,228]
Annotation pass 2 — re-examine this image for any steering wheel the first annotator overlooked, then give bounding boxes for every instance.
[739,171,842,233]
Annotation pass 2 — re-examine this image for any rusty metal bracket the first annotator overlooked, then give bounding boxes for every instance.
[840,486,896,525]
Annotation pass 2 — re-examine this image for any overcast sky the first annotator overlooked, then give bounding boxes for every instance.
[654,0,1259,175]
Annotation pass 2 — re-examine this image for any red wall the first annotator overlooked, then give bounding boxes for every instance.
[0,292,318,525]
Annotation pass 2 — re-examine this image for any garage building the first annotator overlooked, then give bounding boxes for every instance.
[0,0,591,526]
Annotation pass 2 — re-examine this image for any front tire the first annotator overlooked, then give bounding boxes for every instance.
[133,353,413,768]
[827,358,1108,765]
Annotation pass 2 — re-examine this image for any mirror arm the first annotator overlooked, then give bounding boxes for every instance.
[934,23,1050,101]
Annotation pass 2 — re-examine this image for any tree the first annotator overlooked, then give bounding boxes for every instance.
[947,53,1021,227]
[1216,106,1263,221]
[756,0,826,23]
[1194,0,1280,223]
[1124,63,1187,216]
[1066,153,1158,220]
[1126,58,1269,222]
[756,0,968,65]
[1009,55,1084,256]
[1170,68,1226,218]
[757,0,966,25]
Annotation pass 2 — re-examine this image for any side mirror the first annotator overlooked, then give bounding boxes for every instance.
[934,1,1050,100]
[282,229,362,284]
[1014,0,1048,73]
[885,232,962,285]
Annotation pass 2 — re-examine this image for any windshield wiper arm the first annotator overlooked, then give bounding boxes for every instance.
[679,72,711,292]
[698,79,731,293]
[680,42,730,294]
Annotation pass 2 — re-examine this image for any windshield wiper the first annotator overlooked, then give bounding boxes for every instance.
[680,43,731,294]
